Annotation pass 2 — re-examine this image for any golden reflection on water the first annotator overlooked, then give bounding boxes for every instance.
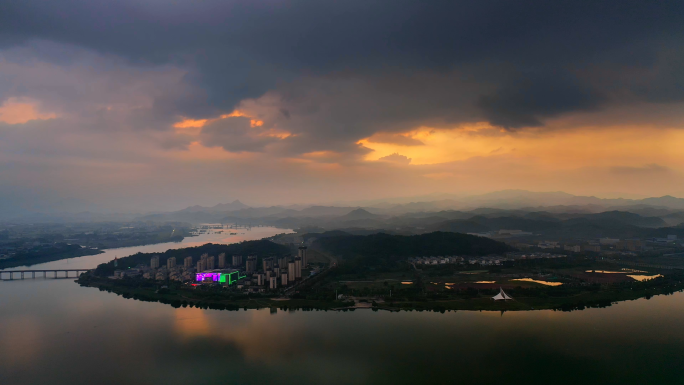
[511,278,563,286]
[0,316,42,369]
[172,307,304,363]
[173,307,211,338]
[627,274,663,281]
[586,269,648,274]
[474,281,496,284]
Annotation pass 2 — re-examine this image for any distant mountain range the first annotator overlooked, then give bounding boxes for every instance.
[4,191,684,230]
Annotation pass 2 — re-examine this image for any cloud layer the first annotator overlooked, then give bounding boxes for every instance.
[0,1,683,212]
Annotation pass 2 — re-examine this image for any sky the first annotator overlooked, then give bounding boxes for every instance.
[1,1,683,213]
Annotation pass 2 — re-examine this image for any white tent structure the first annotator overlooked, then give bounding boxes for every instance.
[492,288,513,301]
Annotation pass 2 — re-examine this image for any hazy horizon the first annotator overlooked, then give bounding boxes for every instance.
[4,189,684,217]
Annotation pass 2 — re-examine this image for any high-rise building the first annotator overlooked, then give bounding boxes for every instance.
[167,257,176,269]
[246,256,257,273]
[197,259,207,272]
[200,253,208,261]
[232,255,243,266]
[269,276,277,290]
[278,256,289,269]
[256,273,265,286]
[151,255,160,269]
[274,267,280,277]
[294,257,302,279]
[184,256,193,269]
[263,257,274,272]
[298,246,308,267]
[288,262,295,282]
[281,273,288,286]
[218,253,226,268]
[207,256,215,270]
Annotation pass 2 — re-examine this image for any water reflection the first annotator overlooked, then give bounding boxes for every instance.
[511,278,564,286]
[2,277,684,385]
[627,274,663,281]
[2,226,684,384]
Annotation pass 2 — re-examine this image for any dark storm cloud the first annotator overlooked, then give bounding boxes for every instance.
[477,73,604,129]
[1,0,684,131]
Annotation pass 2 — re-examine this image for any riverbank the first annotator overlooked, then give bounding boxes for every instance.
[0,235,188,270]
[0,248,104,270]
[77,275,355,311]
[76,271,684,313]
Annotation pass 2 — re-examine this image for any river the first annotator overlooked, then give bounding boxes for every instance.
[1,226,683,384]
[3,225,292,271]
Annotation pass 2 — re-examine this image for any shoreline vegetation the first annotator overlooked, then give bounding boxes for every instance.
[76,233,684,313]
[77,273,684,313]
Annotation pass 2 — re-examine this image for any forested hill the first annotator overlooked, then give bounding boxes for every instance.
[94,240,289,276]
[313,231,513,261]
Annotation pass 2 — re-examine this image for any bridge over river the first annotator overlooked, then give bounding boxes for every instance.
[0,269,91,280]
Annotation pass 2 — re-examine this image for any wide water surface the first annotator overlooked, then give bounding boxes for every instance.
[2,226,684,384]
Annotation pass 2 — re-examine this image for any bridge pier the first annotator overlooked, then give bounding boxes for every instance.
[21,272,24,279]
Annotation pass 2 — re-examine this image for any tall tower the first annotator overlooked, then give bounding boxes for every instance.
[263,257,274,272]
[294,257,302,279]
[298,246,308,267]
[207,256,215,270]
[184,256,193,269]
[288,262,295,282]
[218,253,226,268]
[246,256,257,274]
[167,257,176,269]
[197,259,207,272]
[151,255,160,269]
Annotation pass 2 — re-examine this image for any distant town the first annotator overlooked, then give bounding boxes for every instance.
[111,246,316,294]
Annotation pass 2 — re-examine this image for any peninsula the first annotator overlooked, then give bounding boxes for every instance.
[76,232,684,312]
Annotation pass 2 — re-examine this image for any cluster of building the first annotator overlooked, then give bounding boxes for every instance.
[510,235,680,253]
[409,256,463,265]
[110,246,311,293]
[410,255,508,266]
[409,251,567,267]
[467,229,534,239]
[504,252,567,260]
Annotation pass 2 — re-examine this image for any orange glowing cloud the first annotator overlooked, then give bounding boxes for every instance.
[173,118,208,128]
[0,97,57,124]
[220,110,249,118]
[173,110,265,135]
[358,123,684,172]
